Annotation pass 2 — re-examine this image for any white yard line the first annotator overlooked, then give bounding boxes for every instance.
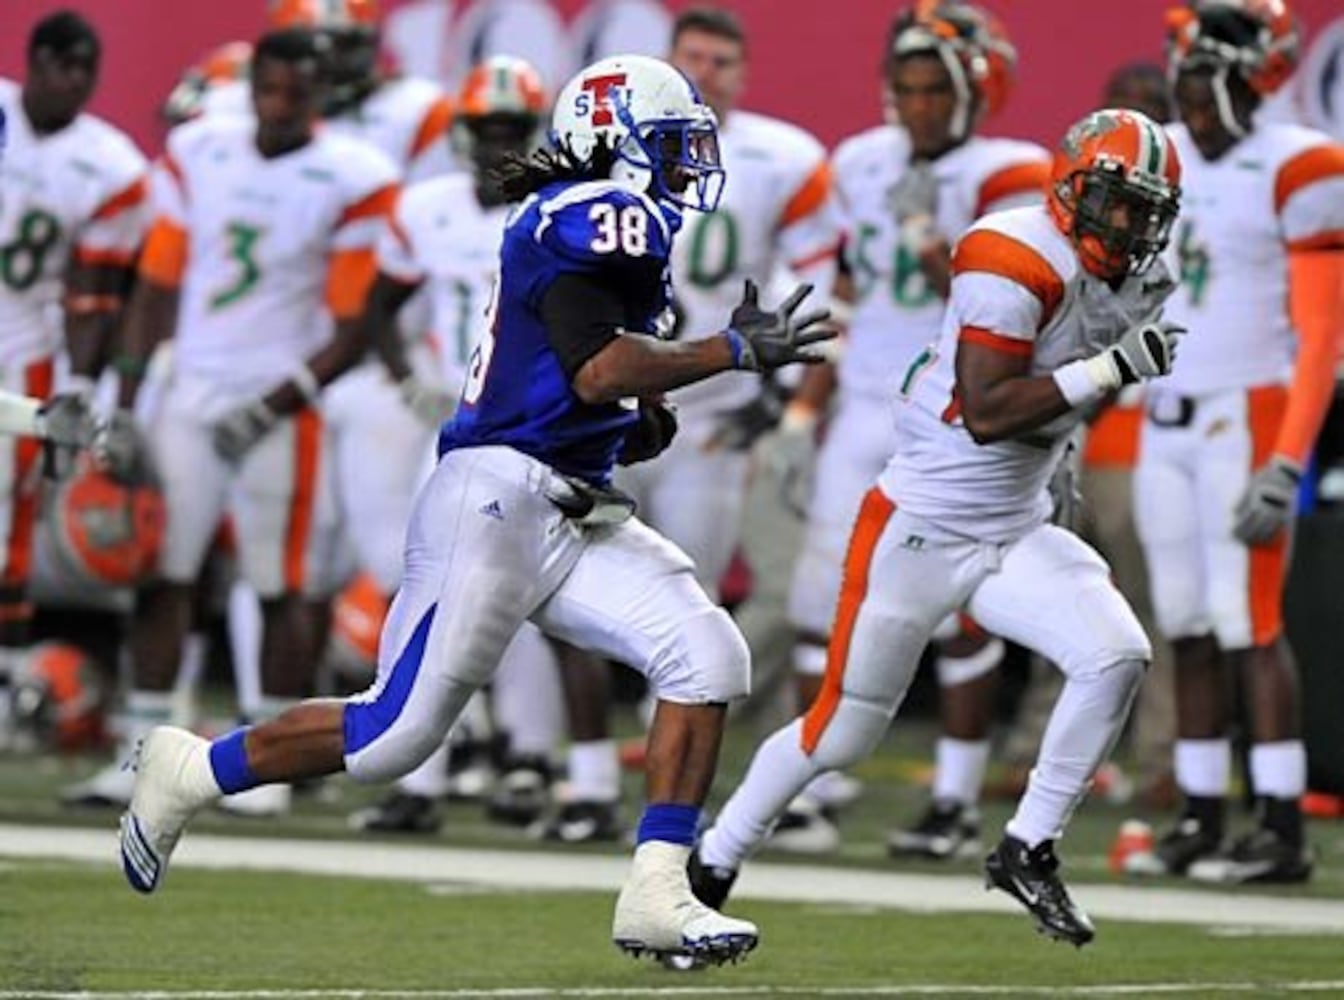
[2,821,1342,934]
[0,990,1341,998]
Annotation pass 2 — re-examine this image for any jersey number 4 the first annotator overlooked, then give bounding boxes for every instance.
[589,203,648,256]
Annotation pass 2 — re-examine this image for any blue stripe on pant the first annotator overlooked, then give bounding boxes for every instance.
[344,604,437,759]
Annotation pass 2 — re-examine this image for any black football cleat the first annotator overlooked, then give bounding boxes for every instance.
[985,835,1095,947]
[1188,828,1314,885]
[347,792,442,834]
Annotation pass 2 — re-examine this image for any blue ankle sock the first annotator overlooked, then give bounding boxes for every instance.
[636,802,700,846]
[208,729,259,795]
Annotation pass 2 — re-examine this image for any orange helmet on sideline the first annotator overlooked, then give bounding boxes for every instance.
[887,2,1019,139]
[4,642,108,753]
[161,41,253,125]
[328,571,388,681]
[46,456,165,589]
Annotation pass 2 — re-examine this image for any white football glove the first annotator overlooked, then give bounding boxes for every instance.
[1233,455,1301,545]
[760,407,818,517]
[212,398,278,463]
[94,408,156,485]
[1095,318,1186,388]
[398,375,457,429]
[1058,317,1186,407]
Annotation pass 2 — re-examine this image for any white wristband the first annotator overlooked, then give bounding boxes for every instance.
[1053,357,1114,408]
[0,391,44,439]
[288,364,321,405]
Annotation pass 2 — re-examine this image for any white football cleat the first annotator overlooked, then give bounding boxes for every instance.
[119,726,218,894]
[217,782,292,818]
[61,760,136,807]
[611,841,758,965]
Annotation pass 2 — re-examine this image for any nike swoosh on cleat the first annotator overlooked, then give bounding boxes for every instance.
[1010,874,1039,906]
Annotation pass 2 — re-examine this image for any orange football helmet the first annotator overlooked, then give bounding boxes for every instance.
[161,41,252,125]
[327,571,387,681]
[455,57,548,185]
[1166,0,1299,96]
[268,0,379,30]
[46,456,165,589]
[888,2,1018,138]
[1048,109,1183,279]
[5,642,108,753]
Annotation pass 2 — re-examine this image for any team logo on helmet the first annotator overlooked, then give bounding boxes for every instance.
[46,457,165,589]
[1049,108,1182,279]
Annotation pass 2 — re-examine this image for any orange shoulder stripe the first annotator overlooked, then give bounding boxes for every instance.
[92,176,148,222]
[1286,229,1344,253]
[959,325,1034,357]
[409,96,454,160]
[137,217,188,287]
[337,183,399,229]
[326,247,378,319]
[1274,144,1344,215]
[780,160,833,229]
[952,228,1065,330]
[974,160,1049,218]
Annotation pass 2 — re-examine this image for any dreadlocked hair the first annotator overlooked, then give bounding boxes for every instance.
[495,136,620,202]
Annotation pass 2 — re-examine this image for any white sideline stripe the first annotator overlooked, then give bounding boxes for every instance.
[6,985,1344,998]
[3,822,1344,933]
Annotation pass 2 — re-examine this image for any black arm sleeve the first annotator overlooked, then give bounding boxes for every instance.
[540,272,627,380]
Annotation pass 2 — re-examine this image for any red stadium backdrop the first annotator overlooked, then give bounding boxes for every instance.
[1,0,1339,156]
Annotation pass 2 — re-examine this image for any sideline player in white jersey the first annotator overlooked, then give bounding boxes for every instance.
[780,2,1050,852]
[78,27,398,807]
[603,5,842,834]
[341,55,570,836]
[1125,0,1344,884]
[197,1,458,760]
[693,108,1184,949]
[0,12,148,685]
[619,6,841,598]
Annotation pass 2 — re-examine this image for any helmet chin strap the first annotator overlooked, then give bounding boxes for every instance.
[1210,63,1248,139]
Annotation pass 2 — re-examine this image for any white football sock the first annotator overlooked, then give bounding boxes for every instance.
[1174,738,1231,798]
[1249,740,1306,799]
[931,737,990,807]
[398,741,452,798]
[121,689,174,756]
[567,739,620,802]
[227,581,263,721]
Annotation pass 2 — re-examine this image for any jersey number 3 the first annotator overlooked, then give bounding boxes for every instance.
[589,203,648,256]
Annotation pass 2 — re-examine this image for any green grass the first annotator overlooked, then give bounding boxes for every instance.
[4,706,1344,996]
[1,862,1341,997]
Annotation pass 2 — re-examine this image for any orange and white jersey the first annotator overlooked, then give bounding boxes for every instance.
[376,172,509,393]
[140,115,398,388]
[834,125,1049,399]
[1159,122,1344,395]
[200,76,455,180]
[0,79,148,367]
[669,109,844,419]
[880,206,1176,541]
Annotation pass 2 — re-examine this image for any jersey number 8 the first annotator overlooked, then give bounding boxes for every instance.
[589,203,648,257]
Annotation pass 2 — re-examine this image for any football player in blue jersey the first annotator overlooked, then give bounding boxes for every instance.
[117,53,832,966]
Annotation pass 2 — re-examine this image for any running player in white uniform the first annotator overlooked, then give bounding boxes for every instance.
[0,12,147,694]
[783,2,1050,852]
[88,27,398,808]
[693,108,1184,950]
[1126,0,1344,884]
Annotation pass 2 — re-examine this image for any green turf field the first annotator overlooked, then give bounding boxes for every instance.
[2,862,1342,997]
[3,713,1343,997]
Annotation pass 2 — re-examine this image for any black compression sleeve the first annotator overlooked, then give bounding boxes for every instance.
[540,272,626,380]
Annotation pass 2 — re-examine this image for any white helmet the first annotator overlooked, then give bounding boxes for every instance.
[550,54,724,212]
